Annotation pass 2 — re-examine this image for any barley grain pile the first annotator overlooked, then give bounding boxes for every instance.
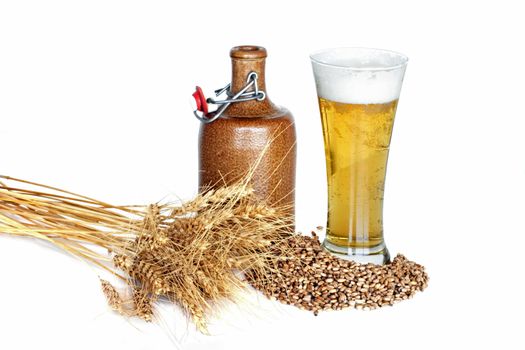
[248,232,428,314]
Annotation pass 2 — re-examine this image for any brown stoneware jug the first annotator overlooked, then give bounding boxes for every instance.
[197,45,296,215]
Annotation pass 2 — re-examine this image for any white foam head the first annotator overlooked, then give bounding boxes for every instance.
[310,48,408,104]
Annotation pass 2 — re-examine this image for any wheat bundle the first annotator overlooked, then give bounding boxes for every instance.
[0,175,293,333]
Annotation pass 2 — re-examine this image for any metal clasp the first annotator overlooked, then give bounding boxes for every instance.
[192,72,266,124]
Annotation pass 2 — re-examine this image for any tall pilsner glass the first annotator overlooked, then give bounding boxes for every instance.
[311,48,408,264]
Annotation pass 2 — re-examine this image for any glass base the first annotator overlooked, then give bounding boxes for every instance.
[322,239,390,265]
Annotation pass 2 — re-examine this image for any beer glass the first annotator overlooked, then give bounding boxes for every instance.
[311,48,408,264]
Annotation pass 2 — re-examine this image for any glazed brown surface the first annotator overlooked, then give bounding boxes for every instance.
[199,46,296,213]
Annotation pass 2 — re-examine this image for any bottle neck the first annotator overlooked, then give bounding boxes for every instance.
[230,57,267,94]
[226,57,275,117]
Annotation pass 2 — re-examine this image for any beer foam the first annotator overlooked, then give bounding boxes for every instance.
[311,48,408,104]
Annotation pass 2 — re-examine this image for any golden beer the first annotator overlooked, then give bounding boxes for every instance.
[311,47,408,264]
[319,98,397,250]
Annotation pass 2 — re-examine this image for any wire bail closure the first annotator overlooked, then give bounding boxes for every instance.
[192,72,266,124]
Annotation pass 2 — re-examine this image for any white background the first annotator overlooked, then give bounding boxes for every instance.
[1,1,524,349]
